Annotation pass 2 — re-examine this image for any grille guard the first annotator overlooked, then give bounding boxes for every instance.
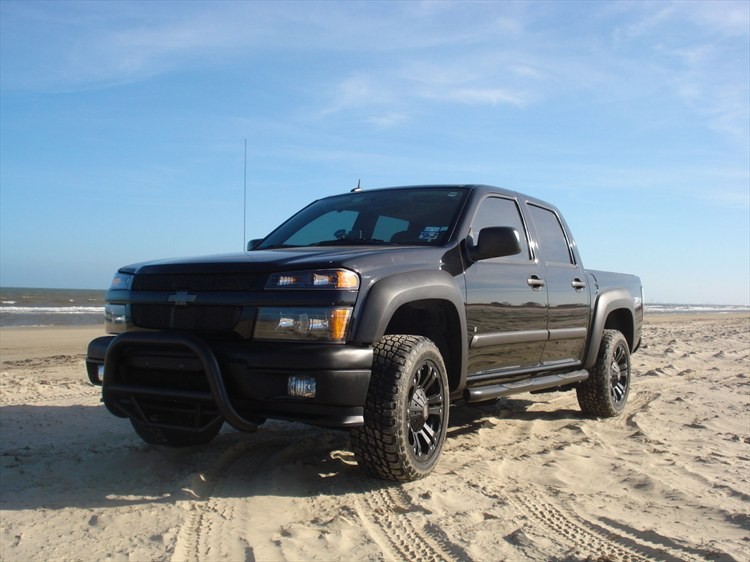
[103,331,259,432]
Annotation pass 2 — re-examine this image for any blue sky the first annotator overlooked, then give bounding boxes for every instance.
[1,0,748,305]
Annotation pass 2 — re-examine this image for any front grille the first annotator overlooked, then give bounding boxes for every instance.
[132,304,241,331]
[132,274,264,292]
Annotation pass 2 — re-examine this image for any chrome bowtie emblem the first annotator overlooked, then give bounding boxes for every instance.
[167,291,197,306]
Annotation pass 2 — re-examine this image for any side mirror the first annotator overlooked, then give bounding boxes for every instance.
[247,239,263,251]
[469,227,522,261]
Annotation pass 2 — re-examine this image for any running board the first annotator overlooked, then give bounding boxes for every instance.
[465,369,589,403]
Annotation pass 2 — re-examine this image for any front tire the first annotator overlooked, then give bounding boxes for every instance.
[351,335,450,482]
[577,329,631,417]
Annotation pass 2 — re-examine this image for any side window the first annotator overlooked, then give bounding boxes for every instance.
[470,197,530,260]
[527,204,574,265]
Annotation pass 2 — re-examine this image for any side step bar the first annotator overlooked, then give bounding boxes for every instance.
[465,369,589,403]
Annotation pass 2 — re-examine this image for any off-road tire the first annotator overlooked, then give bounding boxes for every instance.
[351,335,449,482]
[130,417,223,447]
[577,329,631,417]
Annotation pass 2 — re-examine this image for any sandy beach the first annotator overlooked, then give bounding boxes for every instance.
[1,314,748,561]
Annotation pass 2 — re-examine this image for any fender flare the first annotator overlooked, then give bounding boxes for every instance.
[584,289,636,369]
[351,270,468,386]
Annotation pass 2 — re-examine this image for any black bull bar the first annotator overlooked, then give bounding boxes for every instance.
[102,331,259,432]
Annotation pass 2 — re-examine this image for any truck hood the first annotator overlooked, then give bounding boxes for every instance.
[121,246,457,278]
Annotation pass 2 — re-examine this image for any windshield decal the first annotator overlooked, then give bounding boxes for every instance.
[419,226,447,242]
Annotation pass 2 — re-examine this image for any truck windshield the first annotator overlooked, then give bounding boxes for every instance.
[256,187,470,249]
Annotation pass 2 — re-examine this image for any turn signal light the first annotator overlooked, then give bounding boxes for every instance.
[266,269,359,290]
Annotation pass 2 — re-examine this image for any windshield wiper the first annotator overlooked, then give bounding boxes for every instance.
[308,239,390,247]
[257,244,302,250]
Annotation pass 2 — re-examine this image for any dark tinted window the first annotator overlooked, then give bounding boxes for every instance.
[285,210,358,246]
[470,196,530,260]
[372,215,409,242]
[527,204,574,264]
[257,188,469,249]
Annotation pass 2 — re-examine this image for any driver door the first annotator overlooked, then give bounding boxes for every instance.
[464,196,548,376]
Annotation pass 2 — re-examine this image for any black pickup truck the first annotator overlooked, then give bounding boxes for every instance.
[86,184,643,481]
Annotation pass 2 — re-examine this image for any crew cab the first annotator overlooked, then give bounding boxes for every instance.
[86,185,643,481]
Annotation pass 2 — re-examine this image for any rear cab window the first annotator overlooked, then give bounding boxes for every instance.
[527,204,575,265]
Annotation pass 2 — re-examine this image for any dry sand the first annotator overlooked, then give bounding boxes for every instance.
[1,314,748,562]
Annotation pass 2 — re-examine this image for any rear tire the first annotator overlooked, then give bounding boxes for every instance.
[351,335,449,482]
[577,329,631,417]
[130,417,223,447]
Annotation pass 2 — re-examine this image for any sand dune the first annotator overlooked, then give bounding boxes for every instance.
[1,314,748,561]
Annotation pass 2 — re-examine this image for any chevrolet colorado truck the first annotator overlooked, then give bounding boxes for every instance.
[86,184,643,482]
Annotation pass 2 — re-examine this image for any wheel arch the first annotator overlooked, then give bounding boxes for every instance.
[351,271,468,395]
[383,299,464,397]
[584,290,636,370]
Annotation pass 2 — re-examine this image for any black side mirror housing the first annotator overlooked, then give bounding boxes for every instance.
[469,227,522,261]
[247,239,263,251]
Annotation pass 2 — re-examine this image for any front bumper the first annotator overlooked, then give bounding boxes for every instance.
[86,332,373,431]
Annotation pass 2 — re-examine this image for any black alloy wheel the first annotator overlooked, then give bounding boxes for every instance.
[608,338,630,407]
[577,329,631,418]
[407,357,445,462]
[351,335,450,482]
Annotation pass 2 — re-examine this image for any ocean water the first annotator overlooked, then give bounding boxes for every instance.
[0,287,747,328]
[645,304,750,314]
[0,287,105,327]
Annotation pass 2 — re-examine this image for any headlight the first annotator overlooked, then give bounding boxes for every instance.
[105,303,130,334]
[254,307,353,342]
[106,271,133,333]
[109,272,134,290]
[266,269,359,290]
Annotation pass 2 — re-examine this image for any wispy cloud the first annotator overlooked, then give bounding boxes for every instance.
[319,60,534,125]
[319,74,395,116]
[0,1,525,93]
[2,0,747,143]
[366,112,411,130]
[311,2,748,136]
[608,1,749,140]
[1,1,275,91]
[442,88,529,107]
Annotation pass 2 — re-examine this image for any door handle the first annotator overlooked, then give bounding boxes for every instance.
[571,278,586,291]
[527,275,546,289]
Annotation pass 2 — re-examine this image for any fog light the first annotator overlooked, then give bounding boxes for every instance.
[288,376,316,399]
[97,364,105,383]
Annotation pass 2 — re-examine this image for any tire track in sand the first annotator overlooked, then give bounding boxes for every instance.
[0,373,98,406]
[172,434,472,562]
[170,438,286,562]
[508,488,714,562]
[171,431,355,561]
[354,484,472,562]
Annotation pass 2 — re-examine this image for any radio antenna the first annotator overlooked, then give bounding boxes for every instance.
[243,138,247,251]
